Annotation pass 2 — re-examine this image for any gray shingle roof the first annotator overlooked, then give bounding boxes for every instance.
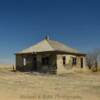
[17,38,85,55]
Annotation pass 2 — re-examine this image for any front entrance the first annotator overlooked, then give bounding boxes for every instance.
[32,56,37,71]
[81,58,83,68]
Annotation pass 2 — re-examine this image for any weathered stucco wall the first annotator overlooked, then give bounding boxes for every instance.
[56,54,86,74]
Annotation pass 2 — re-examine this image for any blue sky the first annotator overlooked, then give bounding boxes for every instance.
[0,0,100,64]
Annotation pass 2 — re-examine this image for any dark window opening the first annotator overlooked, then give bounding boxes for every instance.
[63,56,66,65]
[42,57,49,65]
[81,58,83,68]
[72,57,77,65]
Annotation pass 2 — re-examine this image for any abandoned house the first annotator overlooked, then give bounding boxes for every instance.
[15,37,86,74]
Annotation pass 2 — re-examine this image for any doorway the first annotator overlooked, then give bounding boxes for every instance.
[32,56,37,71]
[81,58,83,68]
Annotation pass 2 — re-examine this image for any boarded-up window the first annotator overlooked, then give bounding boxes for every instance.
[72,57,77,65]
[63,56,66,65]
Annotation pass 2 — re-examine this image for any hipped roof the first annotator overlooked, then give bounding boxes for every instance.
[16,38,86,55]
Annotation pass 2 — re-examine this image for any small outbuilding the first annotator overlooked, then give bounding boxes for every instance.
[15,37,86,74]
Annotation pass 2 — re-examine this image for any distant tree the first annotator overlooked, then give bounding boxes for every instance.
[86,53,93,69]
[86,49,100,71]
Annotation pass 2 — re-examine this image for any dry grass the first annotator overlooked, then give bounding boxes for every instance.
[0,64,100,100]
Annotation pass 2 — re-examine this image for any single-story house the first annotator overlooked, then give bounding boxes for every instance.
[15,36,86,74]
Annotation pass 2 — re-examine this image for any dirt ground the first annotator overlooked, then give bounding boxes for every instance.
[0,64,100,100]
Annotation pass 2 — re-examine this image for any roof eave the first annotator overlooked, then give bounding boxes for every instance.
[15,50,86,56]
[54,50,86,56]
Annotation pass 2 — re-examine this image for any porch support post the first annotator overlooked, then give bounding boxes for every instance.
[36,55,42,71]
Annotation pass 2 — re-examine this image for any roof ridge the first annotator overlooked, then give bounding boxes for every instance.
[45,39,55,50]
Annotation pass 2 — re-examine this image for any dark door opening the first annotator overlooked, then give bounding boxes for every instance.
[81,58,83,68]
[32,56,37,71]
